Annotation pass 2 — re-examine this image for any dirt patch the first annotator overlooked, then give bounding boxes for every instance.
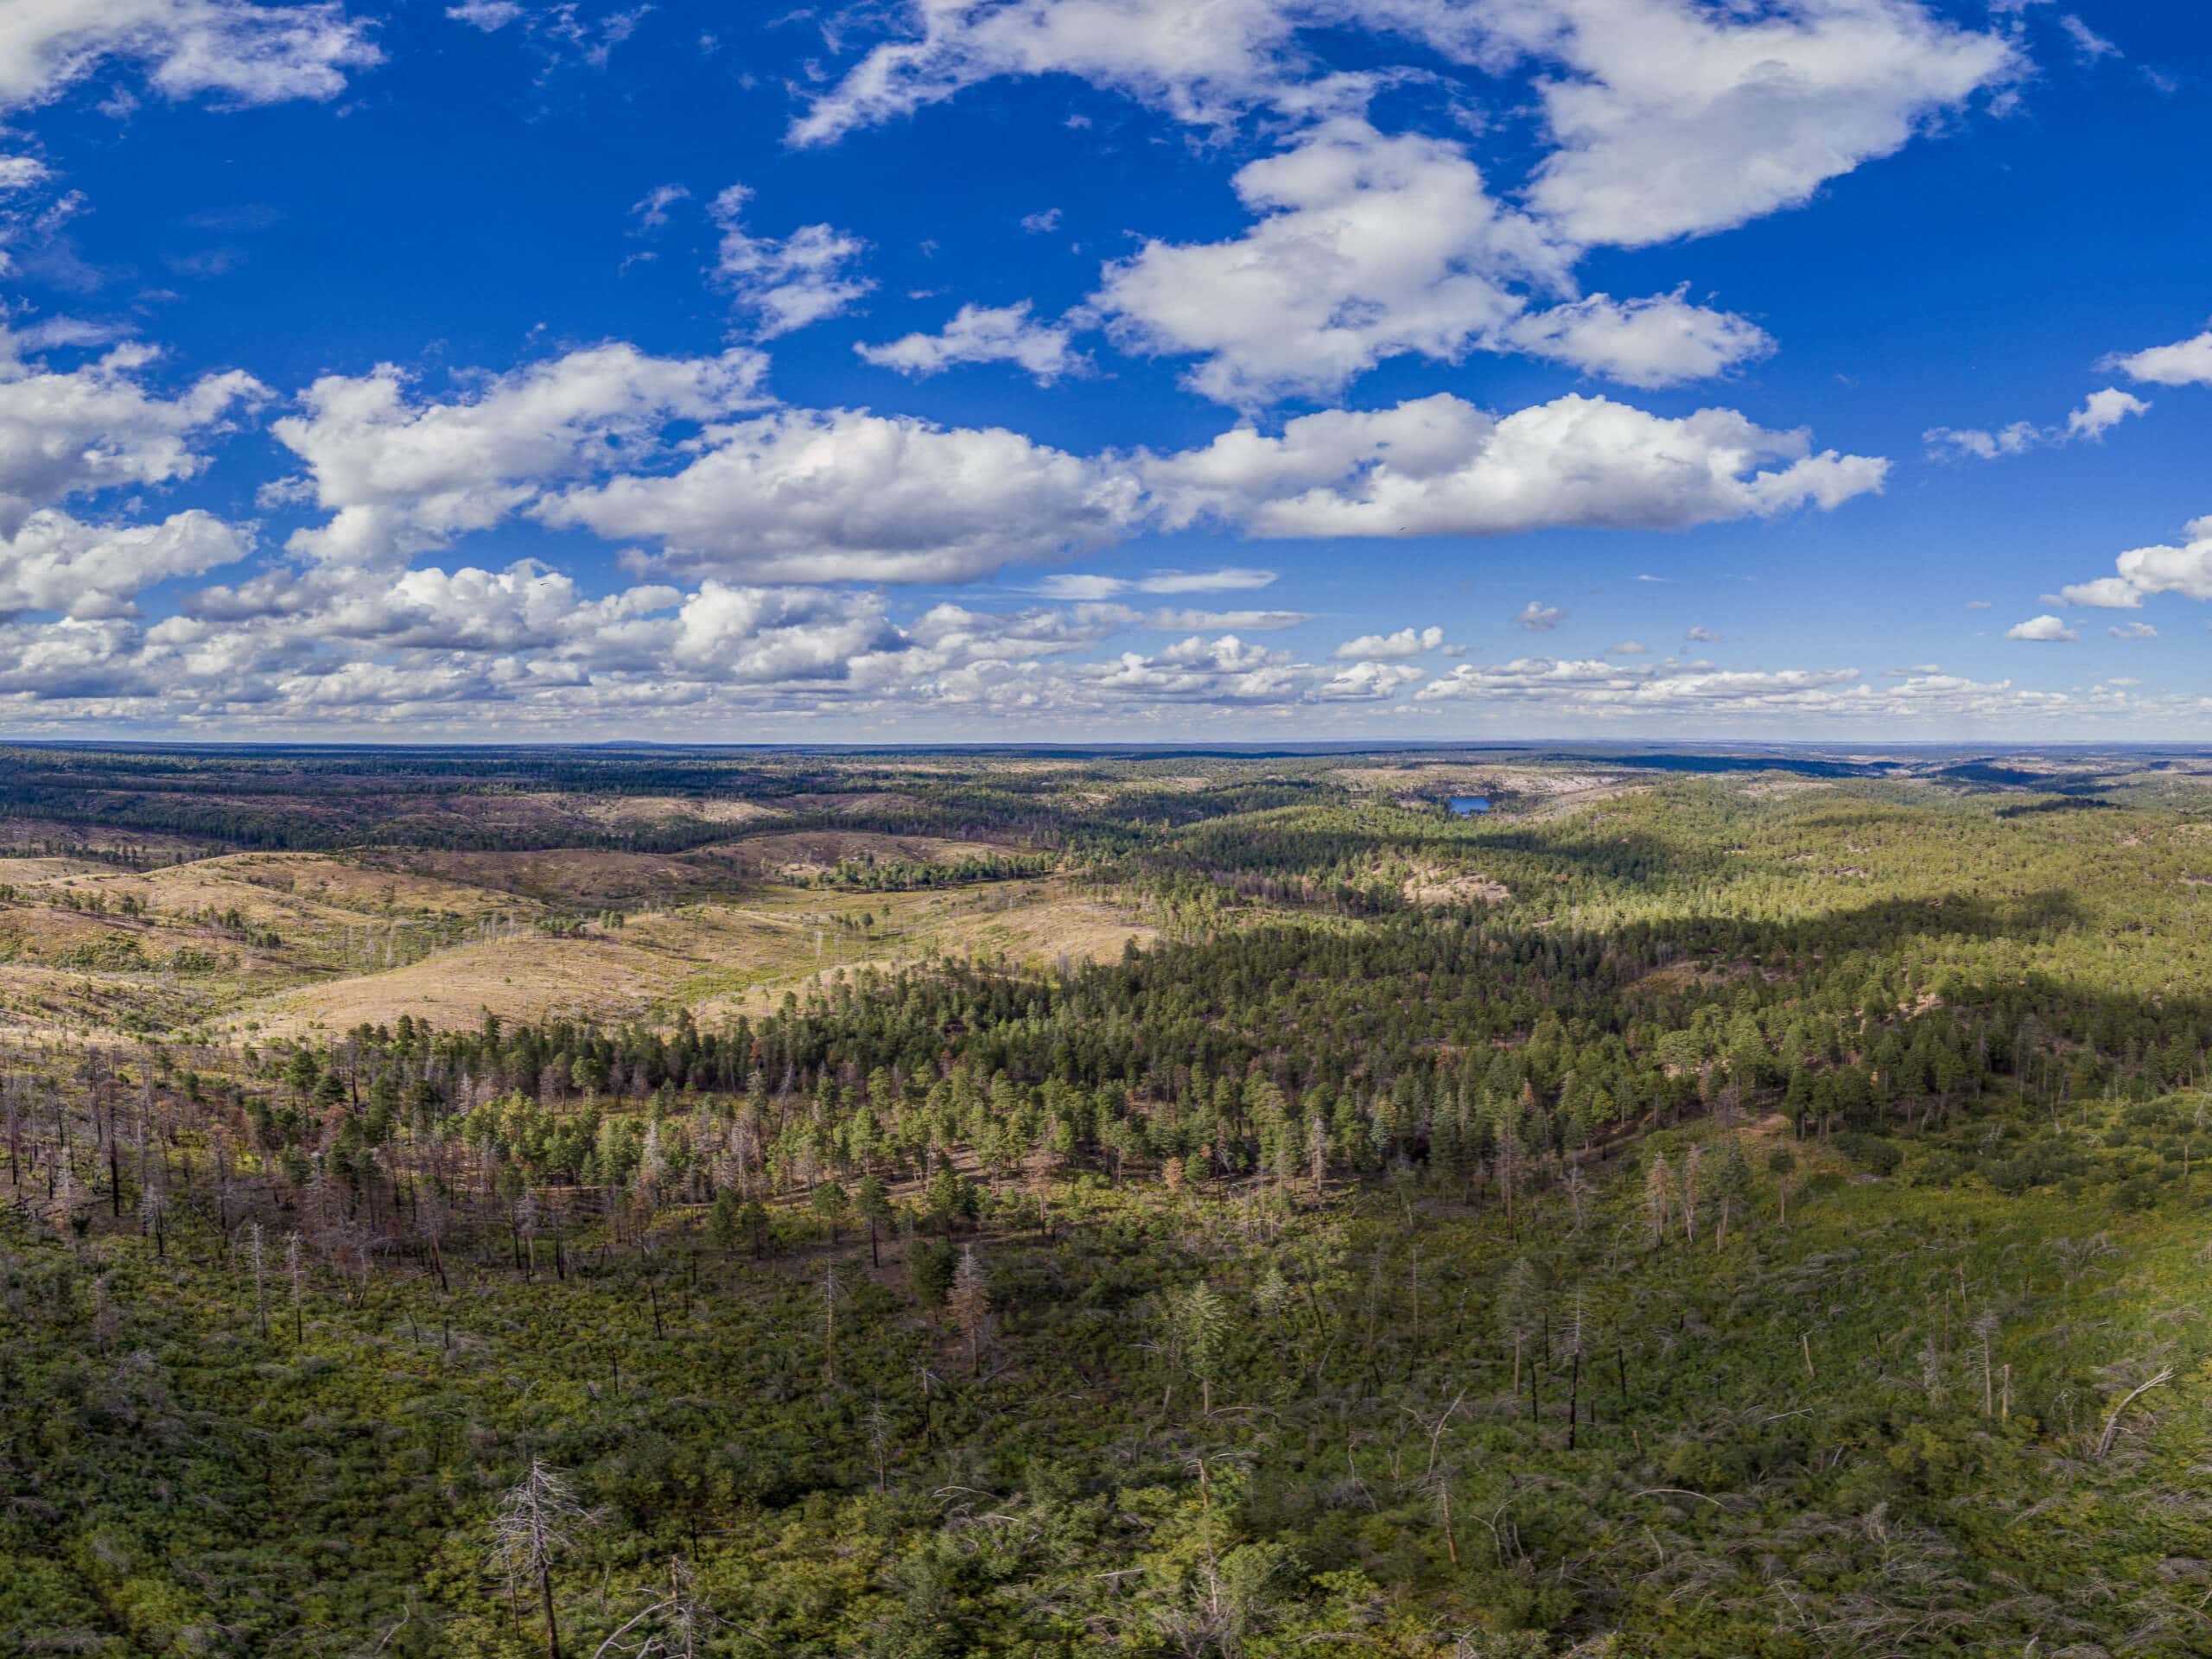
[1629,959,1767,994]
[574,795,785,830]
[1403,871,1511,906]
[683,886,1156,1024]
[0,906,165,963]
[938,894,1156,967]
[1519,783,1653,823]
[0,855,116,880]
[235,930,684,1039]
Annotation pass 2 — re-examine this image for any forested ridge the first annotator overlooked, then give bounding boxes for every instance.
[3,749,2210,1657]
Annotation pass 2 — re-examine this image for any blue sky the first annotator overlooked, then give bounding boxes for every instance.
[0,0,2207,741]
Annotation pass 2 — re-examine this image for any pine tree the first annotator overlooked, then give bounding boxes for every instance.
[1255,1262,1290,1319]
[910,1237,955,1310]
[1497,1256,1547,1400]
[1164,1281,1231,1416]
[708,1191,742,1258]
[738,1198,771,1259]
[1429,1097,1464,1191]
[810,1179,849,1246]
[855,1172,892,1268]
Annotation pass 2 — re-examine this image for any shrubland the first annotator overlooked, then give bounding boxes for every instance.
[3,745,2209,1657]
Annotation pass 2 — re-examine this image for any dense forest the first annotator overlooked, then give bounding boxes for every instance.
[3,744,2209,1657]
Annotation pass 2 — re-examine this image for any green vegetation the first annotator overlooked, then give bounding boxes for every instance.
[3,743,2210,1656]
[797,850,1058,891]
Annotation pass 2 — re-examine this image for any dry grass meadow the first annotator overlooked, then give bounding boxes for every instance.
[1,829,1154,1045]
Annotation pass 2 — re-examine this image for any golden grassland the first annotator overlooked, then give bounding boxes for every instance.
[0,828,1154,1044]
[350,847,729,906]
[45,852,540,927]
[238,877,1154,1039]
[237,928,687,1038]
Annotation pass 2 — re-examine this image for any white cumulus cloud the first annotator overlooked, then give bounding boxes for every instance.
[0,332,264,535]
[0,506,247,619]
[539,406,1146,584]
[2103,327,2212,388]
[1414,655,1864,715]
[0,0,381,112]
[1925,387,2149,461]
[1144,391,1885,538]
[1498,0,2019,248]
[0,156,53,192]
[1332,624,1441,660]
[798,4,2007,408]
[1492,288,1772,389]
[2065,387,2152,441]
[2053,516,2212,610]
[1091,115,1569,405]
[270,342,771,573]
[792,1,2015,264]
[788,0,1318,146]
[856,301,1085,385]
[1314,658,1426,699]
[446,2,524,31]
[710,184,874,339]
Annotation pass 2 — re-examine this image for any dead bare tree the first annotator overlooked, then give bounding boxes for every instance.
[592,1558,720,1659]
[949,1245,991,1376]
[287,1230,306,1345]
[820,1259,843,1387]
[1643,1152,1675,1248]
[249,1220,268,1339]
[2094,1366,2174,1459]
[487,1459,596,1659]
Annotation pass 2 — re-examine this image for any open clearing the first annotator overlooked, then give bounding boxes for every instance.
[234,929,684,1038]
[353,848,738,906]
[24,852,543,928]
[211,871,1151,1039]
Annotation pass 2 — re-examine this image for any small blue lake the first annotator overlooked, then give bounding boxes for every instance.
[1448,796,1491,817]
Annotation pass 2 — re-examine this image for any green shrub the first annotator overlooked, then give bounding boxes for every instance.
[1834,1132,1902,1176]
